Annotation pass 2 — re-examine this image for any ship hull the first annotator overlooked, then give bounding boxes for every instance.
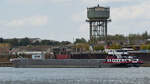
[11,59,105,68]
[11,59,142,68]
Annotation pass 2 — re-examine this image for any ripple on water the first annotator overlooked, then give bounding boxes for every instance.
[0,67,150,84]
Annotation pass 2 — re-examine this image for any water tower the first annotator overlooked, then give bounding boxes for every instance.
[86,5,111,44]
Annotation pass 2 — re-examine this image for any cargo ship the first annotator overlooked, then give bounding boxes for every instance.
[10,48,143,68]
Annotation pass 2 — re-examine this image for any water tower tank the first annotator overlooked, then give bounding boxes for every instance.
[87,5,110,19]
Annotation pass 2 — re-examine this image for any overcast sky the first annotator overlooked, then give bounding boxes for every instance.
[0,0,150,42]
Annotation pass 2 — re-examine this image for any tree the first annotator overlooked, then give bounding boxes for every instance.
[61,41,71,45]
[109,44,121,49]
[41,40,50,45]
[140,44,147,50]
[19,38,31,46]
[52,41,60,46]
[74,43,89,51]
[74,38,87,44]
[142,31,148,40]
[32,41,40,45]
[0,38,3,43]
[10,38,19,46]
[94,45,104,51]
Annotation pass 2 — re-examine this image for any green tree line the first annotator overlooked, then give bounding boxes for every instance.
[0,38,71,47]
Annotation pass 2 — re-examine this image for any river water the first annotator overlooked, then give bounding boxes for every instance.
[0,67,150,84]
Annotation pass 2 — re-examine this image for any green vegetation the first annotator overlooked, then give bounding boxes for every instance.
[0,31,149,48]
[108,44,121,49]
[107,31,149,45]
[0,37,71,47]
[94,45,104,50]
[74,38,87,44]
[140,44,150,50]
[74,43,89,51]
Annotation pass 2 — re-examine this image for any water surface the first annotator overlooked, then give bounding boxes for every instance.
[0,67,150,84]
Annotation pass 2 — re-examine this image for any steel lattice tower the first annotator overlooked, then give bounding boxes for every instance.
[87,5,111,44]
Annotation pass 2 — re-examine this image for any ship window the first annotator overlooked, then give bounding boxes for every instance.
[109,59,112,62]
[107,59,109,62]
[108,59,109,62]
[116,50,123,52]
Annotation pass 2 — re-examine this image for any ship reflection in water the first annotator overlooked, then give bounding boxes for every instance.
[0,67,150,84]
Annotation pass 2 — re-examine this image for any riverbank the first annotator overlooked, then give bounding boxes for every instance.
[0,62,12,67]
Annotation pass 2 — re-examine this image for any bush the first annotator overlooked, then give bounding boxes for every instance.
[109,44,121,49]
[94,45,104,51]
